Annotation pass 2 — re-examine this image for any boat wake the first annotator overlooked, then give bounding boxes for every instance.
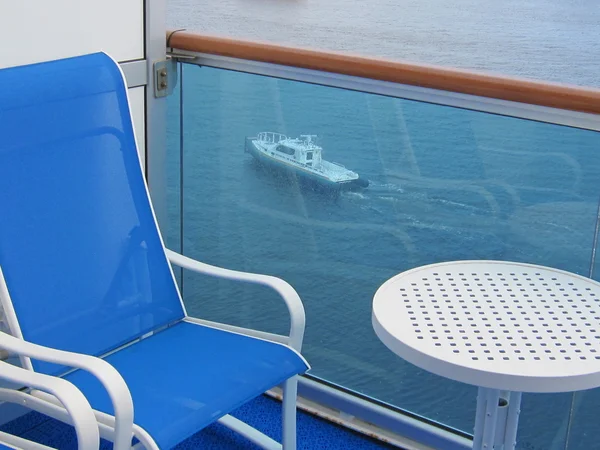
[344,191,370,200]
[370,182,405,193]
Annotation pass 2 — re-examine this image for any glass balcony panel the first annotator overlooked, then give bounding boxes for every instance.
[172,62,600,447]
[572,207,600,449]
[564,389,600,450]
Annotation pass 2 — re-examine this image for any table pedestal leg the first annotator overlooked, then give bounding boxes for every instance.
[473,388,522,450]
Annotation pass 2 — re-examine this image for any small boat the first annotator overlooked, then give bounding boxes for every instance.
[245,132,369,190]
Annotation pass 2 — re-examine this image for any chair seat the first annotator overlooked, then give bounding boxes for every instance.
[63,321,308,449]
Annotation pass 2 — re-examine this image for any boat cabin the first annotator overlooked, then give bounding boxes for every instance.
[272,135,323,167]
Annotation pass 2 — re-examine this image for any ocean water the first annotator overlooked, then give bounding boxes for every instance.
[167,0,600,87]
[166,1,600,449]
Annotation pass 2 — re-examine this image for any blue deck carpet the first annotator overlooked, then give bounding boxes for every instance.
[1,395,397,449]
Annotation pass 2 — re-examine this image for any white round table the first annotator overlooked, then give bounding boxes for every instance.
[372,260,600,450]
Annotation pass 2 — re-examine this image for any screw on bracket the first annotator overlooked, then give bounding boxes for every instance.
[153,60,176,98]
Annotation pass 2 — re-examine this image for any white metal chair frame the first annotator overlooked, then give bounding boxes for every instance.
[0,250,306,450]
[0,360,99,449]
[0,54,307,450]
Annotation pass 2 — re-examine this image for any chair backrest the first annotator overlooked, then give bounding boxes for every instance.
[0,53,185,375]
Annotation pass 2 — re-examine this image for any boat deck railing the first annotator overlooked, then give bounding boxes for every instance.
[257,131,288,144]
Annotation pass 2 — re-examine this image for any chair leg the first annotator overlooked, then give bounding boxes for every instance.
[282,376,298,450]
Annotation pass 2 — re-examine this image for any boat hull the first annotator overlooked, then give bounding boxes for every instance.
[245,137,367,191]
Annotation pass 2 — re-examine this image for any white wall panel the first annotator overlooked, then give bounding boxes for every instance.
[128,87,147,171]
[0,0,144,68]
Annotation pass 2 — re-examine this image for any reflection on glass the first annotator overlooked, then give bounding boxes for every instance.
[172,63,600,447]
[564,388,600,450]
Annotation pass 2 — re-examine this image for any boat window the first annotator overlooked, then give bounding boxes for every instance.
[275,145,295,156]
[306,152,313,160]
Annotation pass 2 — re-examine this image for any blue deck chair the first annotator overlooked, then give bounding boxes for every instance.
[0,53,309,450]
[0,360,99,449]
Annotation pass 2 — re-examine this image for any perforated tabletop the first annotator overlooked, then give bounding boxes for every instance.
[372,261,600,392]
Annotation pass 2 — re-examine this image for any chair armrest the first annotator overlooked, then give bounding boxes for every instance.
[165,249,306,351]
[0,332,133,450]
[0,361,99,449]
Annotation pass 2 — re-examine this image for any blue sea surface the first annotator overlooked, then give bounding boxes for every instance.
[166,1,600,449]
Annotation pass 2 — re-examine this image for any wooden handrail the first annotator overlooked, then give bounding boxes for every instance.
[167,31,600,115]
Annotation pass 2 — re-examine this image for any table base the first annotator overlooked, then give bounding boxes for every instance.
[473,388,522,450]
